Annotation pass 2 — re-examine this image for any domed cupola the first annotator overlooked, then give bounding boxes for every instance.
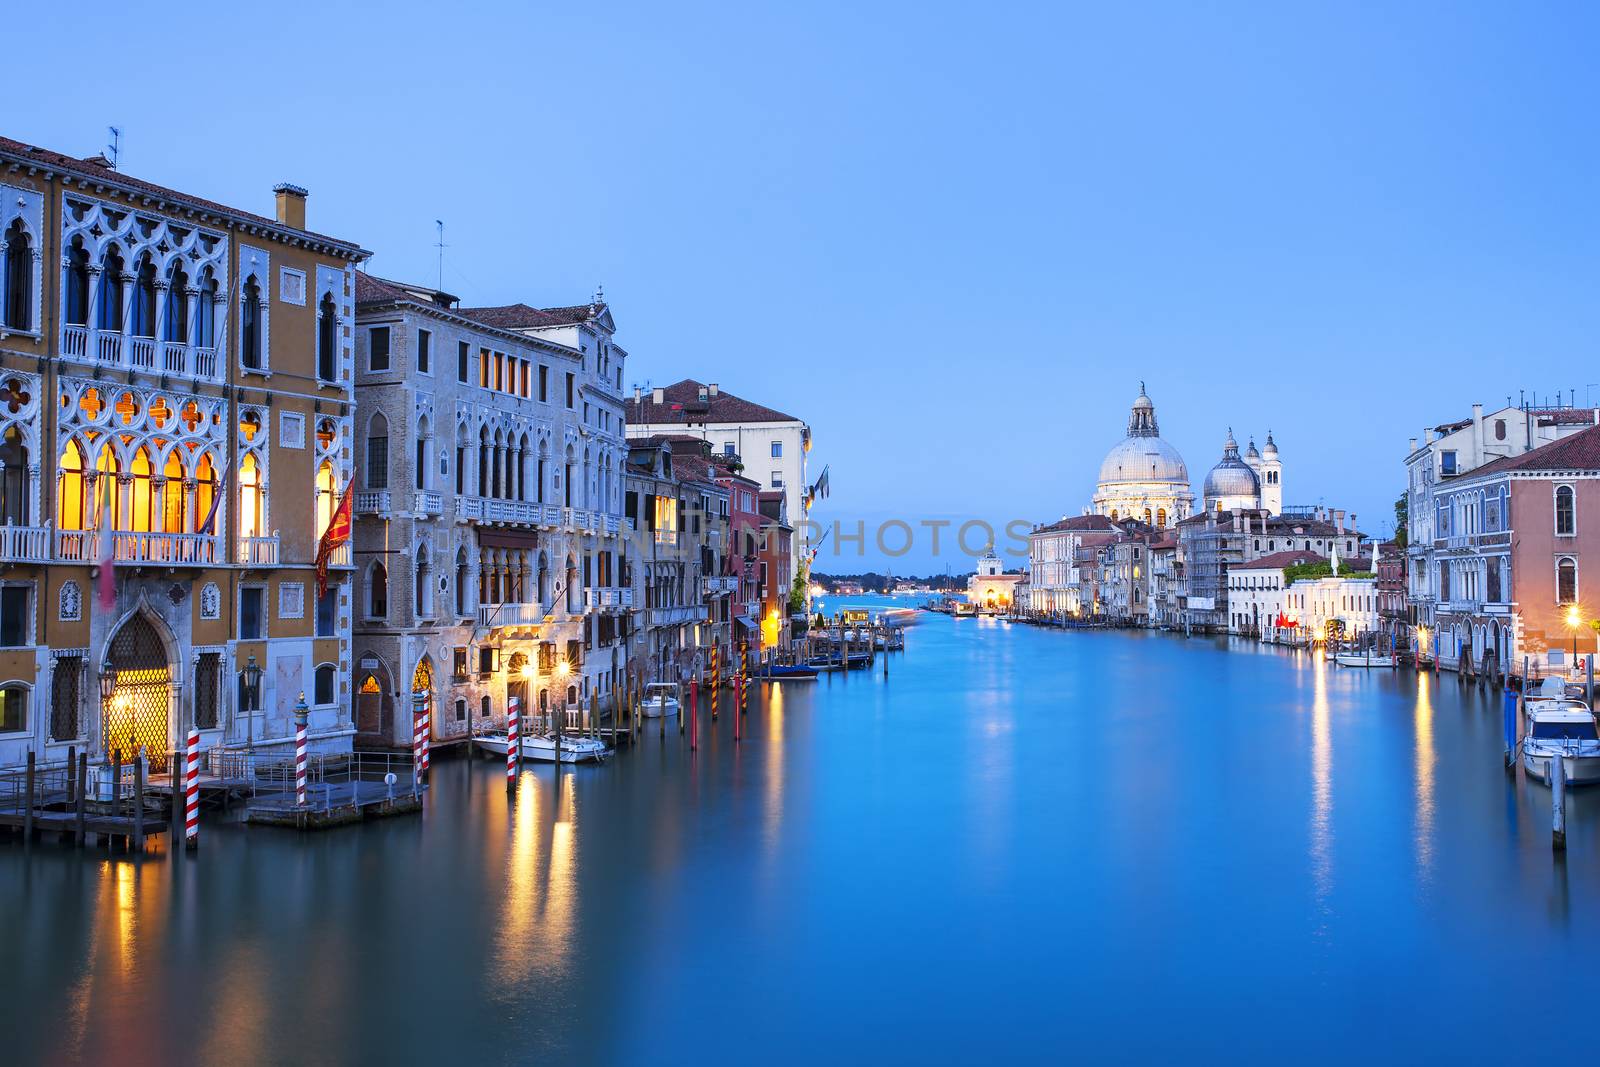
[1091,383,1196,527]
[1262,430,1278,459]
[1202,428,1261,514]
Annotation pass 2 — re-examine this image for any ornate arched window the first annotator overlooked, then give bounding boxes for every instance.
[65,240,90,326]
[415,416,431,491]
[196,269,218,349]
[415,550,433,618]
[238,452,264,539]
[2,220,31,332]
[161,451,185,532]
[537,441,548,504]
[241,276,262,368]
[163,263,189,343]
[59,438,87,530]
[97,246,125,330]
[132,256,157,337]
[317,291,337,381]
[314,663,336,706]
[193,451,217,533]
[315,460,337,540]
[455,548,469,615]
[0,425,27,527]
[368,561,388,619]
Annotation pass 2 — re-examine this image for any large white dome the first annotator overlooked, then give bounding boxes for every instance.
[1098,436,1190,485]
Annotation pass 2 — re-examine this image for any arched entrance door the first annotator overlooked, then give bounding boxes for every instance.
[104,614,173,760]
[356,660,394,740]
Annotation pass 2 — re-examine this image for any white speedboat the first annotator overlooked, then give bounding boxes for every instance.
[641,682,681,719]
[1522,710,1600,785]
[473,732,611,764]
[1334,651,1396,668]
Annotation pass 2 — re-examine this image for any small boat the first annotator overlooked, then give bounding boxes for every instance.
[764,664,819,681]
[1520,677,1600,785]
[1334,650,1396,668]
[641,682,681,719]
[473,732,611,764]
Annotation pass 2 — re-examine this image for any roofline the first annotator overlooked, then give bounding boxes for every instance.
[1,142,370,261]
[355,281,585,361]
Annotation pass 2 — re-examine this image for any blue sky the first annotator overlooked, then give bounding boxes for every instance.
[15,3,1597,571]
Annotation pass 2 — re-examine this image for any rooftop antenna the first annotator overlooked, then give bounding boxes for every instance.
[434,220,446,292]
[593,283,604,308]
[106,126,120,170]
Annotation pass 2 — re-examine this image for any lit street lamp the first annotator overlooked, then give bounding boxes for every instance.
[243,653,262,753]
[1566,606,1583,668]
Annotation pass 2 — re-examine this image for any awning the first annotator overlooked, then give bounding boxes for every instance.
[733,615,760,634]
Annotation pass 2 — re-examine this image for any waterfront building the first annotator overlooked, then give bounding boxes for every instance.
[1098,523,1157,624]
[967,549,1023,612]
[1375,542,1408,647]
[1146,531,1182,628]
[1091,385,1193,527]
[350,276,632,740]
[757,490,794,647]
[625,437,711,678]
[1420,421,1600,677]
[1226,550,1322,636]
[1025,514,1117,616]
[1404,401,1597,634]
[1282,568,1380,643]
[625,381,814,572]
[662,440,739,660]
[1177,507,1365,632]
[0,137,368,772]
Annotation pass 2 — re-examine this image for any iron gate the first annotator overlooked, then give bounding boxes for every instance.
[104,615,171,760]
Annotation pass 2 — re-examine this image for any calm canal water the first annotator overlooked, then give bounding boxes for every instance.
[4,596,1597,1064]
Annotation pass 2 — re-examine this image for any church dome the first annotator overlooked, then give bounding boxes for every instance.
[1097,384,1189,485]
[1262,430,1278,458]
[1099,436,1190,485]
[1203,429,1261,501]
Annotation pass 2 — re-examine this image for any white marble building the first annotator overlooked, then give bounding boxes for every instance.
[1092,385,1194,528]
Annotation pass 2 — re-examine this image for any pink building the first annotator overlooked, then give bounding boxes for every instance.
[1433,423,1600,676]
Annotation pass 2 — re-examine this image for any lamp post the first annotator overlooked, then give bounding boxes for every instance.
[99,660,117,759]
[243,653,262,754]
[1566,606,1582,670]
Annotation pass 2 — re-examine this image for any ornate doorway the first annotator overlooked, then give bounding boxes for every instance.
[412,656,435,732]
[357,659,394,740]
[104,614,172,761]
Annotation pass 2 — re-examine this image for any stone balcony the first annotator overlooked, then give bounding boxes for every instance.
[584,587,634,611]
[478,601,551,630]
[62,325,220,381]
[355,491,392,516]
[238,535,279,566]
[414,490,444,517]
[0,525,52,563]
[56,529,219,566]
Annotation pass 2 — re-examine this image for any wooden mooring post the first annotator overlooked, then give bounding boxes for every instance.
[75,751,88,846]
[132,748,146,852]
[23,750,34,846]
[1503,688,1518,773]
[1552,749,1567,852]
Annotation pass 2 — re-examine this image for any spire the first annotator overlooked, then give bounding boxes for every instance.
[1127,384,1159,438]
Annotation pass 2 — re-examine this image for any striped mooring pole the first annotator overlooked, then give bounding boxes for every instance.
[183,726,200,849]
[711,645,720,720]
[506,698,520,792]
[740,644,749,716]
[412,691,428,789]
[293,692,309,808]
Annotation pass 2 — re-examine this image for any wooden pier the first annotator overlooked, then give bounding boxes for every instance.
[0,749,169,851]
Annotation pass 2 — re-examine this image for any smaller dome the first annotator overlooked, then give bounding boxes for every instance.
[1203,427,1261,503]
[1245,438,1261,460]
[1262,431,1278,458]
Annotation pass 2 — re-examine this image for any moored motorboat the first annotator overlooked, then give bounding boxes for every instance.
[764,664,819,681]
[1334,650,1396,668]
[1521,677,1600,785]
[642,682,682,718]
[472,732,611,764]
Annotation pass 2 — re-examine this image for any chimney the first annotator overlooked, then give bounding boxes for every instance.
[1409,437,1417,453]
[633,385,642,405]
[1425,428,1436,444]
[273,183,308,230]
[708,383,720,397]
[1335,509,1345,535]
[652,387,665,405]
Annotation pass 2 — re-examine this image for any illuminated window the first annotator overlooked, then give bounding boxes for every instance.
[162,452,185,532]
[58,439,86,530]
[239,453,264,539]
[193,451,217,533]
[315,461,336,540]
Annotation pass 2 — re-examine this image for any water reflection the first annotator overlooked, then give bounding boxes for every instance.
[764,681,785,858]
[1414,673,1436,882]
[1310,653,1333,909]
[493,769,542,988]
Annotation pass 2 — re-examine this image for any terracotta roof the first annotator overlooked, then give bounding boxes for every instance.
[1234,551,1326,571]
[1465,423,1600,479]
[456,303,567,330]
[0,134,366,256]
[1035,514,1117,534]
[625,380,801,425]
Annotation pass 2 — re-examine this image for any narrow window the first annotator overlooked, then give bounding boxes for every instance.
[0,684,26,733]
[771,441,782,458]
[0,586,27,646]
[539,364,548,402]
[366,414,389,489]
[479,348,489,388]
[369,326,390,372]
[132,260,157,337]
[52,655,82,740]
[369,563,388,618]
[315,664,335,705]
[318,293,338,380]
[417,328,431,374]
[316,583,338,636]
[3,221,32,332]
[240,586,265,639]
[241,277,262,368]
[457,340,469,383]
[65,243,90,326]
[1558,557,1578,605]
[565,372,574,408]
[1556,485,1576,536]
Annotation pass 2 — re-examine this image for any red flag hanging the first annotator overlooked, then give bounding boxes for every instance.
[315,479,354,600]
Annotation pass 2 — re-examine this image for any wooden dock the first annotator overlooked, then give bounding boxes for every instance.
[246,779,424,829]
[0,749,169,851]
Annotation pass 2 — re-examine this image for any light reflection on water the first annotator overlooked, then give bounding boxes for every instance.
[4,599,1598,1065]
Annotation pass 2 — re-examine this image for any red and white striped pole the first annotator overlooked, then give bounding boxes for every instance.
[183,726,200,849]
[293,692,309,808]
[412,692,427,791]
[734,646,743,742]
[421,698,431,781]
[506,698,520,792]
